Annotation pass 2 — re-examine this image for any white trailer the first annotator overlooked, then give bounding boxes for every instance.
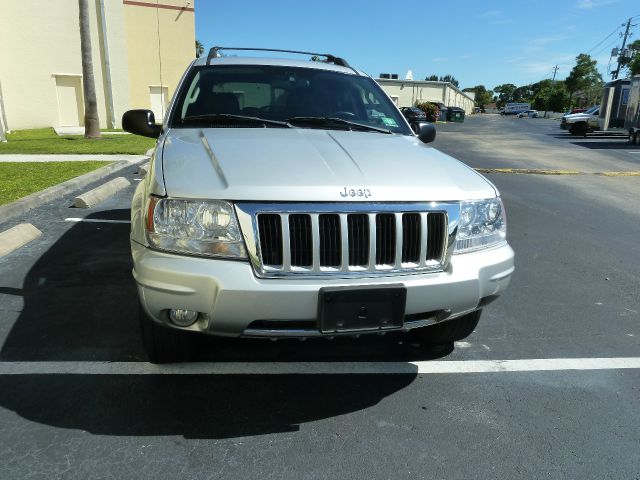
[624,75,640,145]
[503,103,530,115]
[598,78,631,132]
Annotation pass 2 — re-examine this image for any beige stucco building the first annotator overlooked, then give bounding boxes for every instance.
[376,79,476,114]
[0,0,195,131]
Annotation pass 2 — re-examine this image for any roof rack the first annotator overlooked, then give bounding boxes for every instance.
[205,46,353,69]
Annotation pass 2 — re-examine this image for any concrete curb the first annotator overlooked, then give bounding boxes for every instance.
[137,162,150,176]
[0,223,42,257]
[73,177,131,208]
[0,158,146,223]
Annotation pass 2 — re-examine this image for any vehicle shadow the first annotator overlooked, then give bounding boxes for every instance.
[0,209,448,438]
[568,141,638,150]
[0,372,418,439]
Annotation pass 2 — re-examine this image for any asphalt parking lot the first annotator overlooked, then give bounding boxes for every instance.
[1,115,639,479]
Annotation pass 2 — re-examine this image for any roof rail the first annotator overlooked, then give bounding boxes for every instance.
[205,46,352,69]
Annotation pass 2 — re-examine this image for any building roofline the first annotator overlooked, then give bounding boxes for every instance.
[375,78,475,102]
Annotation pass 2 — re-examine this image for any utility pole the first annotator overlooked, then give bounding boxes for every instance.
[544,65,559,118]
[612,18,633,80]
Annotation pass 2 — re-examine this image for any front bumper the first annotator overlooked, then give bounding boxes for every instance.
[132,240,514,337]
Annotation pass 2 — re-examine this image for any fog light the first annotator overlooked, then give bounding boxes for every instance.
[169,309,199,327]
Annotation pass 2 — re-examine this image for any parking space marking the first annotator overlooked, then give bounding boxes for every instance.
[1,358,640,375]
[65,218,131,224]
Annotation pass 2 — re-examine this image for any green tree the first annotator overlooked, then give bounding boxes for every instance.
[78,0,100,139]
[439,74,460,88]
[195,40,204,58]
[493,83,517,108]
[425,74,439,81]
[529,79,569,112]
[622,39,640,76]
[564,54,602,106]
[463,85,493,108]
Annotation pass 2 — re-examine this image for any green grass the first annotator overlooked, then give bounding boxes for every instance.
[0,128,155,154]
[0,161,112,205]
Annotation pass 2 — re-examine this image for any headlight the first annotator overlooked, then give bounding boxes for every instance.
[145,197,247,258]
[454,197,507,254]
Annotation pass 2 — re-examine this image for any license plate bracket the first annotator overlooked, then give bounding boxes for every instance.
[318,285,406,333]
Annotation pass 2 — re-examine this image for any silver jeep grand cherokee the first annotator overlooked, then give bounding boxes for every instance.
[123,47,514,363]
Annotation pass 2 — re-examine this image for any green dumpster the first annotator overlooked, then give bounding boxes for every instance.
[446,106,465,123]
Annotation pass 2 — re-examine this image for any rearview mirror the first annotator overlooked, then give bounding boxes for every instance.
[122,110,162,138]
[411,122,436,144]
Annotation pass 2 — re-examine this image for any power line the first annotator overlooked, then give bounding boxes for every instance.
[612,18,636,79]
[592,36,622,58]
[587,24,624,54]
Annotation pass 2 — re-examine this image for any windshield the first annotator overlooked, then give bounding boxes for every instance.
[585,106,599,114]
[170,65,412,135]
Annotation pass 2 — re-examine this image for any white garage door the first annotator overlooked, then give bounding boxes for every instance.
[150,86,168,123]
[55,76,84,126]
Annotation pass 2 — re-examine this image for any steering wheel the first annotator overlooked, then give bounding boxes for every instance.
[329,111,357,119]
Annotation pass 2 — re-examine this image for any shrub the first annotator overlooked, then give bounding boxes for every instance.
[415,102,439,122]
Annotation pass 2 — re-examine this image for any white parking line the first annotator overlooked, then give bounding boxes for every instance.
[65,218,130,224]
[1,358,639,375]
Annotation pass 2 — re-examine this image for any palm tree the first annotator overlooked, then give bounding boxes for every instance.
[79,0,100,138]
[196,40,204,58]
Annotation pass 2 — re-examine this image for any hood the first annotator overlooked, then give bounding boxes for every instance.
[159,128,496,202]
[564,112,592,120]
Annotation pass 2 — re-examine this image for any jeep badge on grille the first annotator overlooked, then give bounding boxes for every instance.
[340,187,371,198]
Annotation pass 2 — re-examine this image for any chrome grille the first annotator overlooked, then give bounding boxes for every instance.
[235,203,458,278]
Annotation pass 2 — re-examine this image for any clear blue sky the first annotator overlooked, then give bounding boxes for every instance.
[195,0,640,91]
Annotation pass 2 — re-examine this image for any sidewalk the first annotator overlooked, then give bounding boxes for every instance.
[0,154,148,162]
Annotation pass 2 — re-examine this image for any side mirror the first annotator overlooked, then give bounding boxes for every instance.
[122,110,162,138]
[412,122,436,144]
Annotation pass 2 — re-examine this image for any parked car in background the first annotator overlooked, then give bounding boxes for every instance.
[517,110,539,118]
[563,106,600,136]
[400,107,427,122]
[560,105,598,130]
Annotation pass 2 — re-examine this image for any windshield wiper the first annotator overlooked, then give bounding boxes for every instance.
[180,114,292,128]
[285,116,392,134]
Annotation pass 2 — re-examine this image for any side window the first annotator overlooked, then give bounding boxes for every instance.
[621,89,629,105]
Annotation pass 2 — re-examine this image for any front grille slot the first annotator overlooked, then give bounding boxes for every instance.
[319,214,341,267]
[258,214,283,266]
[289,214,312,267]
[347,214,369,266]
[402,213,421,263]
[375,213,396,265]
[250,205,452,277]
[427,213,446,261]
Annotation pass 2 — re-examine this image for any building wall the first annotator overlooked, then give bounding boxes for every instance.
[0,0,125,129]
[376,79,476,114]
[123,0,196,123]
[0,0,194,131]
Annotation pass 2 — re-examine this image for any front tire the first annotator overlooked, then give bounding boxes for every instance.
[139,305,196,363]
[569,123,587,137]
[406,310,482,345]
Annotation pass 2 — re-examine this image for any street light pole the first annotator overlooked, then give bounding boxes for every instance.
[612,18,633,80]
[544,65,559,118]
